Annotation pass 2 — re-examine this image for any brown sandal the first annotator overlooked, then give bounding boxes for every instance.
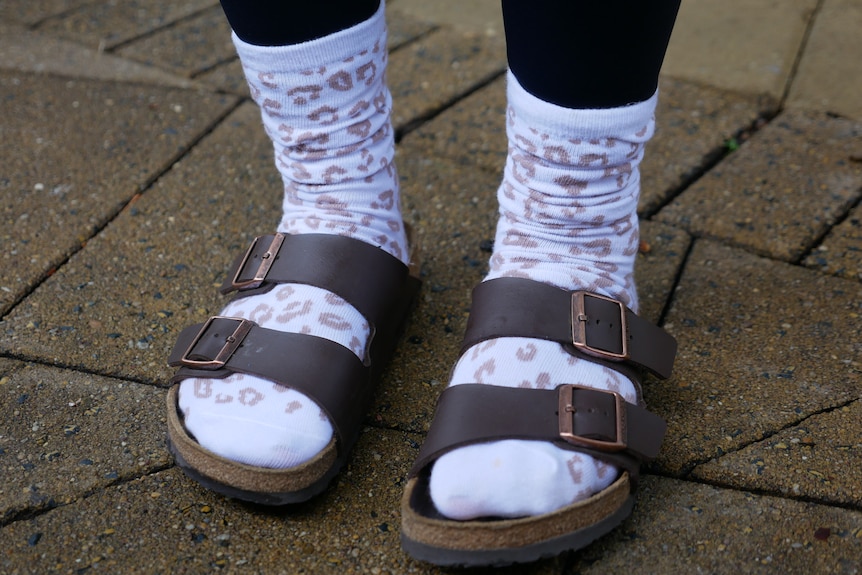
[401,277,676,566]
[166,232,421,505]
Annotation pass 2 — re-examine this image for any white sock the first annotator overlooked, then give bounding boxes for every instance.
[430,72,657,519]
[177,2,406,469]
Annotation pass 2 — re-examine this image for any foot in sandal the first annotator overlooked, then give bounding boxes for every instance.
[166,4,420,504]
[400,72,677,566]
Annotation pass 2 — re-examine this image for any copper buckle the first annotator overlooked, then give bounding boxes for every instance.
[558,384,627,452]
[230,233,285,291]
[180,316,254,369]
[571,291,629,361]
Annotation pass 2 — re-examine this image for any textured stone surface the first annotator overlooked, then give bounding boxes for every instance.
[0,72,237,316]
[805,202,862,281]
[650,240,862,475]
[35,0,217,50]
[569,476,862,574]
[0,103,274,381]
[0,0,92,26]
[0,23,196,88]
[663,0,818,99]
[387,26,506,133]
[115,5,234,78]
[787,0,862,121]
[0,430,562,575]
[692,400,862,507]
[657,111,862,261]
[398,75,774,215]
[0,360,169,525]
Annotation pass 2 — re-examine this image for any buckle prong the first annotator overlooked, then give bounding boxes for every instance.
[231,233,285,291]
[558,384,627,452]
[180,316,254,369]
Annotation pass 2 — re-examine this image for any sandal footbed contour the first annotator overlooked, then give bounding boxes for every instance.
[400,277,676,566]
[166,232,421,505]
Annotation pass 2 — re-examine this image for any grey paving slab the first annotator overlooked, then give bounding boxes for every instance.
[0,429,563,575]
[0,360,169,525]
[0,0,92,27]
[195,58,248,96]
[114,5,234,78]
[390,0,504,36]
[804,201,862,281]
[0,71,238,317]
[35,0,217,51]
[787,0,862,121]
[568,476,862,575]
[398,75,774,216]
[692,400,862,508]
[649,240,862,476]
[387,26,507,133]
[0,23,196,88]
[656,111,862,262]
[386,6,439,51]
[663,0,817,100]
[0,103,273,381]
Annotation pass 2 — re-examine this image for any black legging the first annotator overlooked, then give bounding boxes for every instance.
[219,0,680,109]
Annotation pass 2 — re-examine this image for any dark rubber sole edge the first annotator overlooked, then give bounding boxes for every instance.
[400,495,635,567]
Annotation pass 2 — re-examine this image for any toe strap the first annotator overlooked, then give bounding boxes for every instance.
[407,384,667,483]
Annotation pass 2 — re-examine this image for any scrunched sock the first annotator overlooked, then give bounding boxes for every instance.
[430,72,656,519]
[177,3,407,469]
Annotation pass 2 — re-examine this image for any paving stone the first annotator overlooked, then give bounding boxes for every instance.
[692,400,862,508]
[0,23,196,88]
[0,360,169,525]
[787,0,862,121]
[663,0,818,100]
[805,202,862,281]
[0,429,563,575]
[387,26,506,133]
[386,6,438,51]
[398,76,773,215]
[0,72,238,317]
[36,0,217,51]
[115,5,234,78]
[390,0,504,36]
[656,111,862,262]
[569,476,862,574]
[196,58,248,96]
[635,221,693,326]
[0,0,92,27]
[0,102,273,381]
[649,240,862,475]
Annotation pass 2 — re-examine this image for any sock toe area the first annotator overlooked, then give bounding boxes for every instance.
[178,376,333,469]
[429,440,608,520]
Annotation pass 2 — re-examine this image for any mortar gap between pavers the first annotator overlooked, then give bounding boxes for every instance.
[797,190,862,268]
[104,4,224,54]
[778,0,826,108]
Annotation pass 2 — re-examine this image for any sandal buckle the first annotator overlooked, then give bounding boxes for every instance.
[180,316,254,369]
[558,384,627,452]
[230,233,285,291]
[571,291,629,361]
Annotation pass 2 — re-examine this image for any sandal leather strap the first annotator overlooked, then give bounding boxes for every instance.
[168,317,369,448]
[219,233,408,326]
[407,383,667,481]
[462,278,677,379]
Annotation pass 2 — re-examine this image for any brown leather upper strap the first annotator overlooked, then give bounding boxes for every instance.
[462,278,677,379]
[219,233,408,326]
[407,384,667,480]
[168,317,370,447]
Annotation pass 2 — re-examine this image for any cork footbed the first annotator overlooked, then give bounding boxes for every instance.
[167,386,342,505]
[401,469,634,566]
